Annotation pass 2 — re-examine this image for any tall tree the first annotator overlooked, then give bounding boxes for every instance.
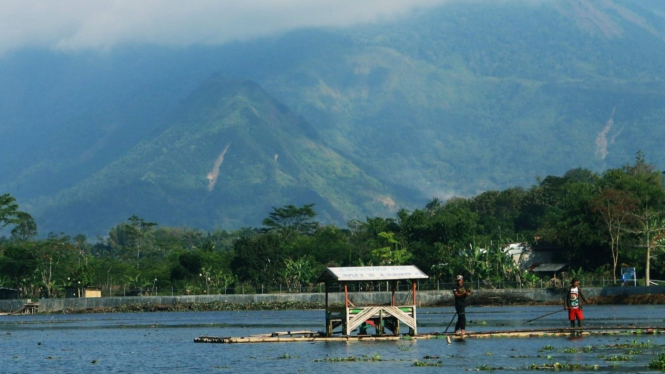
[10,212,38,241]
[125,215,157,270]
[0,193,26,230]
[613,152,665,286]
[262,204,318,241]
[590,186,637,283]
[28,234,75,298]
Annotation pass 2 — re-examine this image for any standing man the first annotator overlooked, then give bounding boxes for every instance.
[452,275,471,335]
[564,278,588,329]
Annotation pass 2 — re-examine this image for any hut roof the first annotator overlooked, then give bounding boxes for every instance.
[316,266,428,283]
[531,263,567,272]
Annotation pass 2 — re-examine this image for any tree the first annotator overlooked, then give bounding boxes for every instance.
[262,204,318,241]
[28,234,75,298]
[0,193,28,231]
[10,212,38,241]
[590,187,637,283]
[370,231,412,265]
[230,234,283,288]
[0,241,37,296]
[612,152,665,286]
[112,215,157,270]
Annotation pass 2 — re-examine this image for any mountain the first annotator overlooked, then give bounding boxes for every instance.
[26,76,406,234]
[1,0,665,235]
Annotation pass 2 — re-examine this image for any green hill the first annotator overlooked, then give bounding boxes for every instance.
[30,77,404,234]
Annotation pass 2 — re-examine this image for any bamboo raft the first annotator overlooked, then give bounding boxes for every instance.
[194,326,664,344]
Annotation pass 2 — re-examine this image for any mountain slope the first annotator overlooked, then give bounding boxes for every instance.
[29,77,403,234]
[257,0,665,197]
[2,0,665,235]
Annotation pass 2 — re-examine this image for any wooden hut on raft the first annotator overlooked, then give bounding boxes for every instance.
[315,265,428,337]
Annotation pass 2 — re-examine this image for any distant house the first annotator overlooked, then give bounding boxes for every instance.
[531,263,568,278]
[502,243,555,269]
[502,241,568,282]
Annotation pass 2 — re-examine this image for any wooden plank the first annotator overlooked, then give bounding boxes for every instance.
[196,327,665,344]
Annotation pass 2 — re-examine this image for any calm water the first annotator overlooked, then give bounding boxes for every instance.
[1,305,664,373]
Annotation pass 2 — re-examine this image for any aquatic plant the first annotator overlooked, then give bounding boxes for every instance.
[540,345,555,351]
[413,361,442,367]
[605,339,654,349]
[602,355,632,361]
[397,343,412,351]
[314,354,385,363]
[476,364,504,370]
[278,353,299,359]
[649,353,665,369]
[559,346,593,354]
[526,362,599,370]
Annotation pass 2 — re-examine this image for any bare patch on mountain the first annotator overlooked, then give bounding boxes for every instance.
[375,195,396,210]
[557,0,665,40]
[207,143,230,191]
[595,109,622,160]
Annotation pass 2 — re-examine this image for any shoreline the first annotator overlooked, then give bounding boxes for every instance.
[50,293,665,315]
[3,286,664,315]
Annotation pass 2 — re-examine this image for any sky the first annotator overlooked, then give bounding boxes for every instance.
[0,0,448,53]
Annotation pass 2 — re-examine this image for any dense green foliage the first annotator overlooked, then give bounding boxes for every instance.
[1,154,664,298]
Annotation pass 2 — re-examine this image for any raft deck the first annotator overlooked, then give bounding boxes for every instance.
[195,326,664,344]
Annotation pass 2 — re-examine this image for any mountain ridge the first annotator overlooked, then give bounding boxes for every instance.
[2,0,665,236]
[26,76,402,234]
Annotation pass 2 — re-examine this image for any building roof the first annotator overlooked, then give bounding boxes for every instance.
[531,263,567,272]
[316,266,428,283]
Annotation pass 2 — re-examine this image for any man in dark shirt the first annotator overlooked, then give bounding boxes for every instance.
[452,275,471,335]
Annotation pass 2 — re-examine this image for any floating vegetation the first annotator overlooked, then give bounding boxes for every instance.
[601,355,632,362]
[314,353,384,363]
[526,362,599,370]
[649,353,665,369]
[603,339,654,349]
[560,346,593,354]
[627,350,642,355]
[397,343,413,351]
[540,345,555,351]
[476,364,503,370]
[413,361,442,367]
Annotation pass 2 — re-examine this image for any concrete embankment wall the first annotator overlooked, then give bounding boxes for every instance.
[1,286,664,313]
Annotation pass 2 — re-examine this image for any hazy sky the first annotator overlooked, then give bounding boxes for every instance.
[0,0,448,53]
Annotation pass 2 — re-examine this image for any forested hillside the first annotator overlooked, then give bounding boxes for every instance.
[1,155,664,299]
[0,0,664,235]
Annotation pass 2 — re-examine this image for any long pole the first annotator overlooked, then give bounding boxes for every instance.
[444,312,458,333]
[526,309,564,323]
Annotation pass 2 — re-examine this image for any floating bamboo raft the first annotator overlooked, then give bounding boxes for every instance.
[195,326,664,344]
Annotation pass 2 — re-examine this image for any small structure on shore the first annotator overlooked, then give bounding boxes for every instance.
[315,265,429,336]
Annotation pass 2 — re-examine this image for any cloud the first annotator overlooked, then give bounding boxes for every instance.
[0,0,448,53]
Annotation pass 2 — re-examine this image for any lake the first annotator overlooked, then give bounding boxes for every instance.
[1,305,664,373]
